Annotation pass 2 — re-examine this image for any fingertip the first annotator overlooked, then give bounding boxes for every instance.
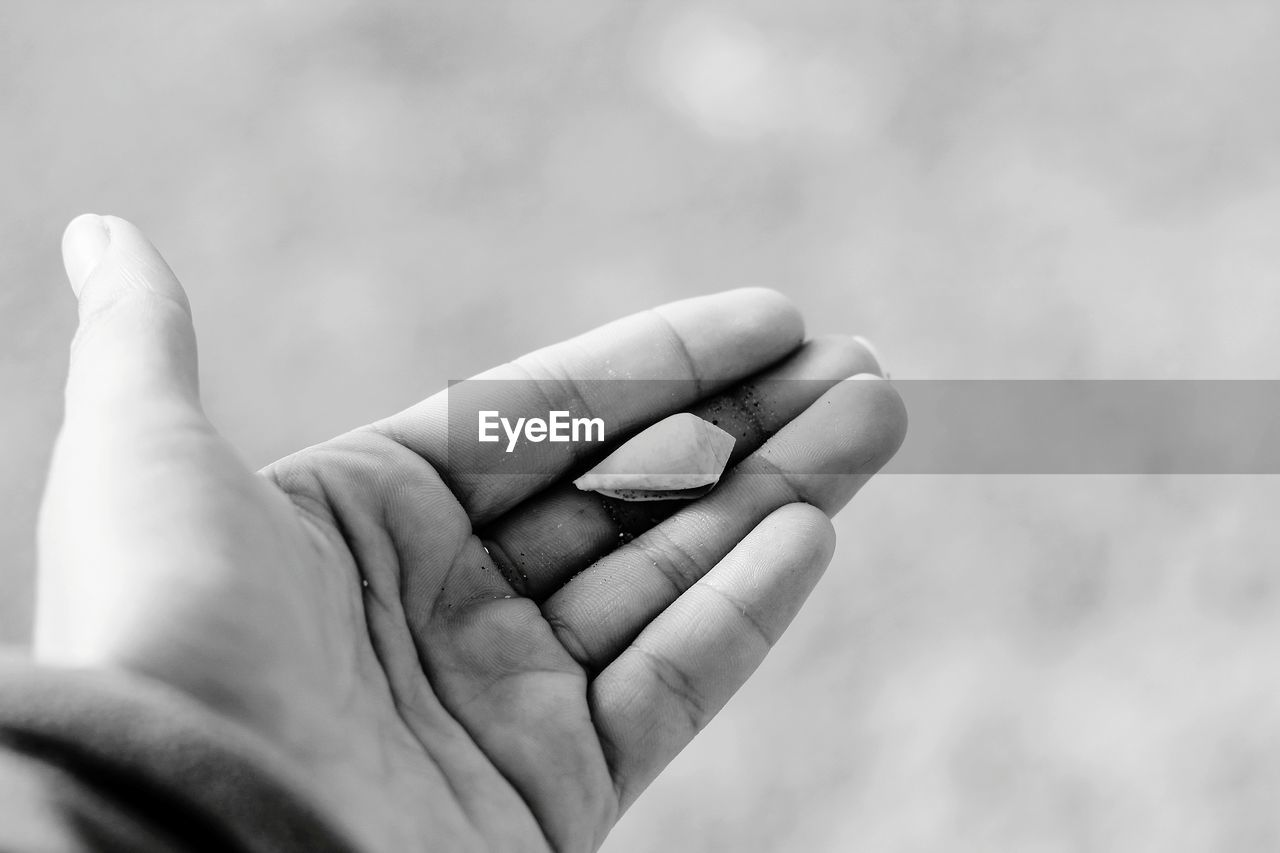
[761,374,908,491]
[844,373,909,464]
[729,286,804,347]
[850,335,887,377]
[657,287,804,379]
[767,502,837,565]
[61,214,110,297]
[780,335,884,380]
[63,215,191,315]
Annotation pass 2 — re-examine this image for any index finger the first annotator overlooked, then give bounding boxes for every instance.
[369,288,803,523]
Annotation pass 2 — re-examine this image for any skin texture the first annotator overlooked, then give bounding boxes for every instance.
[35,214,907,853]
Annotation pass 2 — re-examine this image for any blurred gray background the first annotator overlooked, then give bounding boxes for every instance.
[5,2,1280,850]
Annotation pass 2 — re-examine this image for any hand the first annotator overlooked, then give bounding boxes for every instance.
[35,215,906,853]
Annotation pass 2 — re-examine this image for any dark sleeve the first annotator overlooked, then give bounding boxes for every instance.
[0,655,361,853]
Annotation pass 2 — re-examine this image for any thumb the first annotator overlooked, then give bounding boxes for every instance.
[60,214,201,422]
[37,215,213,660]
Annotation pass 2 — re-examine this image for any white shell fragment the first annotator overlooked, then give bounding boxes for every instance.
[573,412,736,501]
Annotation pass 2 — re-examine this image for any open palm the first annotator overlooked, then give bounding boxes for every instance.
[36,216,906,853]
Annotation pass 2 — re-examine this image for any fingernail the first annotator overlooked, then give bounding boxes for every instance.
[61,214,111,297]
[850,372,884,381]
[851,335,889,378]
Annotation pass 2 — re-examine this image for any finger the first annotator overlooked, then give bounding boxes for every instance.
[37,214,213,660]
[543,374,906,670]
[59,214,201,422]
[370,288,804,523]
[479,334,883,598]
[590,503,836,811]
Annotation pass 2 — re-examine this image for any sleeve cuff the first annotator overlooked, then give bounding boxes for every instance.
[0,653,360,853]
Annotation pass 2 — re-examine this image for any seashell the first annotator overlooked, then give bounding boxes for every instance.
[573,412,736,501]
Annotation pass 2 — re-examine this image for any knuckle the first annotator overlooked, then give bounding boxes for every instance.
[638,526,713,599]
[634,644,710,733]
